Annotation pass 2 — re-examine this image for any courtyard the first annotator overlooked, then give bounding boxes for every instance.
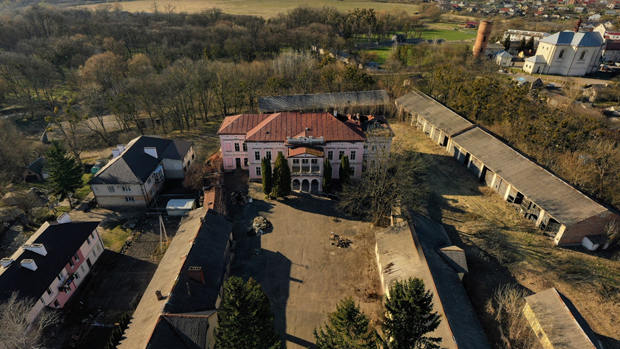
[228,177,383,349]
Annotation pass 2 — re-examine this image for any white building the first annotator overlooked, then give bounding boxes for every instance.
[89,136,194,208]
[495,51,514,67]
[503,29,550,43]
[523,31,605,76]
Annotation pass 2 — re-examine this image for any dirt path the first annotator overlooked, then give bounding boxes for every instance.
[392,122,620,348]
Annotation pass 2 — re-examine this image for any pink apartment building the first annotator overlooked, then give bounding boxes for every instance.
[217,112,393,193]
[0,213,104,323]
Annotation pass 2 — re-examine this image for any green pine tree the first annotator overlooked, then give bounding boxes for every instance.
[384,278,442,349]
[517,38,526,53]
[323,158,332,193]
[502,37,511,51]
[339,155,351,186]
[45,141,83,209]
[314,297,379,349]
[525,37,535,52]
[261,157,273,196]
[271,152,291,198]
[215,277,284,349]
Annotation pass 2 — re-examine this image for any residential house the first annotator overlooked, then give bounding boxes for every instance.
[523,30,605,76]
[22,157,48,182]
[217,112,393,193]
[495,50,514,66]
[89,136,194,208]
[396,90,619,245]
[118,208,233,349]
[523,288,605,349]
[0,213,103,323]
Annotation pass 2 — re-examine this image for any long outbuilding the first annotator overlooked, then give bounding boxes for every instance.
[396,90,618,245]
[258,90,390,113]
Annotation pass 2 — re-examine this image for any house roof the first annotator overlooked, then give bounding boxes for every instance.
[495,50,514,58]
[395,90,474,136]
[217,114,272,135]
[232,113,366,142]
[539,31,604,47]
[90,136,192,185]
[451,127,609,226]
[288,147,325,157]
[525,288,604,349]
[25,157,46,176]
[525,55,547,63]
[0,220,100,303]
[606,40,620,50]
[118,208,232,349]
[258,90,390,112]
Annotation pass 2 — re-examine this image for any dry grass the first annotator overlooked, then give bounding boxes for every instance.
[101,224,132,252]
[74,0,420,17]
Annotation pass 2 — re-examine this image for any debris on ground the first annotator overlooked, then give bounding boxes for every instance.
[330,232,351,248]
[248,216,272,236]
[231,191,251,205]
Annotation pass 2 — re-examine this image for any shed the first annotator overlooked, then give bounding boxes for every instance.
[582,234,609,251]
[166,199,196,216]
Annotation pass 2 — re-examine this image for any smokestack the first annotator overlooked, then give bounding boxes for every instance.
[57,213,71,224]
[188,266,204,283]
[1,258,13,268]
[22,243,47,256]
[473,20,493,58]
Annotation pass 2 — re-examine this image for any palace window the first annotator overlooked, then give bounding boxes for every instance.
[327,151,333,161]
[255,151,260,161]
[350,151,356,161]
[256,167,262,176]
[234,143,240,152]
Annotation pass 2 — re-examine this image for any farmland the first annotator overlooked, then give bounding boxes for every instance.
[75,0,420,17]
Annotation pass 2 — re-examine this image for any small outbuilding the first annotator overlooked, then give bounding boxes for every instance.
[494,50,513,67]
[23,157,48,182]
[166,199,196,216]
[582,234,609,251]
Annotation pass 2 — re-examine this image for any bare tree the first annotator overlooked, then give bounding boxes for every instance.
[605,219,620,250]
[486,284,540,349]
[0,292,61,349]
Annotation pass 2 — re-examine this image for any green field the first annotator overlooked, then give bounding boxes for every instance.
[420,28,477,41]
[365,47,392,65]
[76,0,420,17]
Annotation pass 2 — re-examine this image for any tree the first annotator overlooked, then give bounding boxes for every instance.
[214,277,284,349]
[323,158,333,194]
[503,37,511,51]
[262,157,273,196]
[45,141,83,209]
[314,297,379,349]
[338,138,428,224]
[0,292,61,349]
[339,155,351,186]
[517,38,526,53]
[525,37,535,53]
[271,152,291,198]
[384,278,441,349]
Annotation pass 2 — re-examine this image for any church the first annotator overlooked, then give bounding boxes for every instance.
[523,21,605,76]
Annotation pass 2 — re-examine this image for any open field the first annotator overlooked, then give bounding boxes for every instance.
[228,174,383,349]
[366,46,392,64]
[392,122,620,348]
[420,28,477,41]
[75,0,420,17]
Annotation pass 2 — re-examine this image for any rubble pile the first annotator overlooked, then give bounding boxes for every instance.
[249,216,272,236]
[230,191,250,205]
[330,232,351,248]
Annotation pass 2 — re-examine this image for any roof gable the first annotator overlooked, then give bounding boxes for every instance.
[217,114,271,135]
[244,113,366,142]
[540,31,604,47]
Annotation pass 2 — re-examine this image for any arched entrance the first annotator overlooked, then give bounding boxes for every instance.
[301,179,310,192]
[292,179,301,191]
[310,179,319,194]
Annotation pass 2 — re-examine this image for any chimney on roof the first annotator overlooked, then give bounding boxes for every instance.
[155,290,164,300]
[574,17,582,32]
[57,213,71,224]
[1,258,13,268]
[22,243,47,256]
[144,147,158,159]
[188,266,204,283]
[111,149,120,158]
[21,259,37,271]
[117,144,126,153]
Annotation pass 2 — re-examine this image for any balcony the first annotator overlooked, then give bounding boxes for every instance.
[291,166,321,176]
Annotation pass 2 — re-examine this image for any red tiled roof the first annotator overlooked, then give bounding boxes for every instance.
[243,113,366,142]
[217,114,272,135]
[288,147,325,157]
[204,186,227,216]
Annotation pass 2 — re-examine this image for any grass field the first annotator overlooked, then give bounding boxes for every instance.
[420,28,477,41]
[365,46,392,64]
[75,0,420,17]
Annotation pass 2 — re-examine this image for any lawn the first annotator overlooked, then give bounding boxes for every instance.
[75,0,420,17]
[101,223,133,252]
[365,46,393,65]
[420,28,477,41]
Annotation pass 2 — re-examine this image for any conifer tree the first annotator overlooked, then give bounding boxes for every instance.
[525,37,535,52]
[45,141,83,209]
[271,152,291,198]
[261,157,273,196]
[215,277,284,349]
[517,38,526,53]
[314,297,379,349]
[323,158,333,193]
[503,37,511,51]
[384,278,441,349]
[339,155,351,186]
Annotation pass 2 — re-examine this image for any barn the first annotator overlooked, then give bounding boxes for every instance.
[395,90,475,148]
[396,90,619,245]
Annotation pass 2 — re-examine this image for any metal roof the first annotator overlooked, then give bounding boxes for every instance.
[258,90,390,112]
[525,288,604,349]
[539,31,604,47]
[395,91,474,136]
[451,127,609,226]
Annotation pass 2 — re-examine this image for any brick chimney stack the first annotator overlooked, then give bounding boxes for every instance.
[574,17,582,32]
[188,266,204,283]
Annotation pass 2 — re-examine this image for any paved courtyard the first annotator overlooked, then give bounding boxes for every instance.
[230,181,383,349]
